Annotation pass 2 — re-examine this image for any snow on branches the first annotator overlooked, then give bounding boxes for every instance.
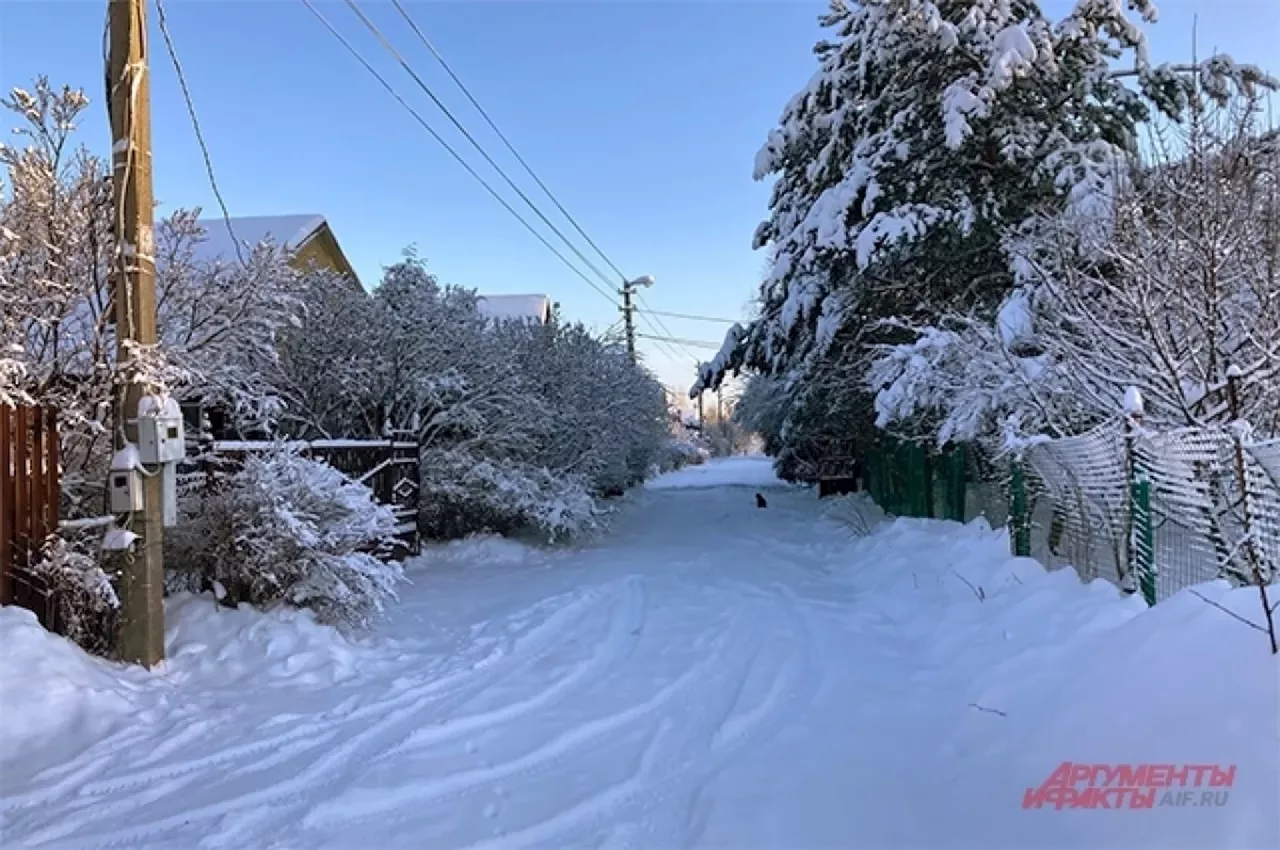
[1,78,315,516]
[168,446,405,631]
[871,93,1280,447]
[274,254,669,542]
[697,0,1274,401]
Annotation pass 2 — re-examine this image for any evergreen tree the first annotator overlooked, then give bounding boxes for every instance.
[695,0,1269,397]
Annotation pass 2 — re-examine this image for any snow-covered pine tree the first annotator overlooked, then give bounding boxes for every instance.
[694,0,1270,400]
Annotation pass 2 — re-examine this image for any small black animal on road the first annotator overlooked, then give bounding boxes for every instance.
[755,493,768,509]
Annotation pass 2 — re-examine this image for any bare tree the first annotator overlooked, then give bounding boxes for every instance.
[1028,94,1280,436]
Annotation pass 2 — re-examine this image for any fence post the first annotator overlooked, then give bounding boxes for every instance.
[1,406,12,605]
[921,446,935,518]
[1124,388,1157,606]
[944,444,967,522]
[1009,458,1031,557]
[1130,468,1156,606]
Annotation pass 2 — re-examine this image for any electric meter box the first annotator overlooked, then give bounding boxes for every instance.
[109,467,145,513]
[137,396,186,465]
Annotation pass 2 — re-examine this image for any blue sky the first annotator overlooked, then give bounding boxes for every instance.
[0,1,1273,392]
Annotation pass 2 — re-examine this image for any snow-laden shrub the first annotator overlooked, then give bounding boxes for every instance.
[27,533,120,656]
[658,439,709,472]
[420,448,601,542]
[168,447,405,630]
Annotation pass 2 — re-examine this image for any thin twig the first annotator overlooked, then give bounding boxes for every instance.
[968,703,1008,717]
[1187,588,1269,634]
[952,570,986,601]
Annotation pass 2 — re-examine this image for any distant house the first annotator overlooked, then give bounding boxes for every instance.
[194,214,362,289]
[475,294,553,325]
[183,214,362,440]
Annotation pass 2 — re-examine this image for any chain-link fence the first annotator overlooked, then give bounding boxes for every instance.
[859,418,1280,608]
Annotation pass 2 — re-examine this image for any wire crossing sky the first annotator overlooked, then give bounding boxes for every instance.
[0,0,1269,392]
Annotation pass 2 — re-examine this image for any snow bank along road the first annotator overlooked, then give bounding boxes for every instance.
[1,457,1277,850]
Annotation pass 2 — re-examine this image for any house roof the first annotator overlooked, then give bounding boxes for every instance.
[476,294,552,323]
[193,214,328,266]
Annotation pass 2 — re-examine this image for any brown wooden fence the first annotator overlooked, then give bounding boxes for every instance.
[1,405,60,605]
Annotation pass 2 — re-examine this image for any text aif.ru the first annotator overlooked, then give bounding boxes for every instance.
[1023,762,1235,810]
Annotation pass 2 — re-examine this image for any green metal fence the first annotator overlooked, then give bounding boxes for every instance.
[863,439,968,523]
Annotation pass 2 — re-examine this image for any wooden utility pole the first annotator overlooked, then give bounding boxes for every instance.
[620,283,637,364]
[109,0,165,667]
[618,276,653,366]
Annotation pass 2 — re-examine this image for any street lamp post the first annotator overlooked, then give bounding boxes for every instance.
[620,275,654,365]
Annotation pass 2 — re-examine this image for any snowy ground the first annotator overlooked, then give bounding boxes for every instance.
[2,457,1277,850]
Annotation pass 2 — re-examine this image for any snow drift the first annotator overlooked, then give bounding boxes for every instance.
[0,460,1275,849]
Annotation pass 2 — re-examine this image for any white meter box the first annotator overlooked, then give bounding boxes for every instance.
[109,467,144,513]
[137,396,186,464]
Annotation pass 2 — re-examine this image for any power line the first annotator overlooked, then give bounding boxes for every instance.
[312,0,706,366]
[636,308,738,324]
[381,1,707,367]
[390,0,630,284]
[636,333,727,351]
[634,291,703,363]
[153,0,244,265]
[342,0,623,298]
[300,0,618,308]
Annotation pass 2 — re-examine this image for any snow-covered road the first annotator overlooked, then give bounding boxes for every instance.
[2,457,1276,850]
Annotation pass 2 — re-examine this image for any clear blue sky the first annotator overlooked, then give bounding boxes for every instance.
[0,1,1272,392]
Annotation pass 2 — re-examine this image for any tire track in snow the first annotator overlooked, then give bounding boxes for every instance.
[199,576,647,850]
[12,581,634,850]
[639,597,817,850]
[376,573,647,762]
[515,593,819,850]
[451,608,769,850]
[305,592,728,831]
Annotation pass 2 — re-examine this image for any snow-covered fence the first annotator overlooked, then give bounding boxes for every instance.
[186,438,421,557]
[1019,421,1280,604]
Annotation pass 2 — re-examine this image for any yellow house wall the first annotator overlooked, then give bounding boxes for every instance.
[289,224,362,291]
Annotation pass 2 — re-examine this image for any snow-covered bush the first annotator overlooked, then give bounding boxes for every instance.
[419,448,601,542]
[27,532,120,656]
[1,78,313,518]
[1019,98,1280,438]
[168,447,405,630]
[275,255,668,540]
[658,439,709,472]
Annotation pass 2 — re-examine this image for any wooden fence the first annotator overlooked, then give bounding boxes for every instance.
[1,405,60,607]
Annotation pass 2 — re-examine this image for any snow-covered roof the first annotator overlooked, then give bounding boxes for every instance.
[192,215,328,266]
[476,294,552,324]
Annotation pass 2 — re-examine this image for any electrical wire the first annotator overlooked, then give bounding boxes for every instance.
[634,291,702,363]
[635,333,726,350]
[300,0,619,308]
[389,0,630,284]
[312,0,709,366]
[343,0,623,299]
[154,0,245,265]
[636,308,737,324]
[381,0,708,366]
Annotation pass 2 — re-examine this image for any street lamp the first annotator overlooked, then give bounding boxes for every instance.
[620,275,655,363]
